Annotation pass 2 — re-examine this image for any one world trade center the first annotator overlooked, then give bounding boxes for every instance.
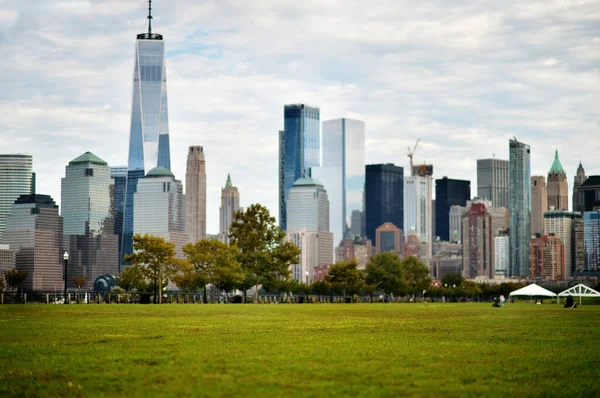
[121,1,171,265]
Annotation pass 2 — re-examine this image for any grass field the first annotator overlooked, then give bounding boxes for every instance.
[1,303,599,397]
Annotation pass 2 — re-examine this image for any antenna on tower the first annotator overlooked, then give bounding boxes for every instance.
[147,0,153,35]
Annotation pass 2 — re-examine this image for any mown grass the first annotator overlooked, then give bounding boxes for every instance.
[1,303,599,397]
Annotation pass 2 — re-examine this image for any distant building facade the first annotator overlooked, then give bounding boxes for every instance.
[435,177,470,241]
[375,223,403,254]
[0,154,34,242]
[462,203,495,279]
[544,210,583,279]
[530,235,565,280]
[186,146,206,243]
[110,166,127,264]
[531,176,548,236]
[335,238,372,269]
[582,210,600,276]
[404,175,432,264]
[365,164,403,244]
[350,210,363,238]
[547,150,568,211]
[573,162,587,213]
[219,174,240,244]
[477,158,509,208]
[509,138,531,277]
[494,233,510,277]
[578,176,600,212]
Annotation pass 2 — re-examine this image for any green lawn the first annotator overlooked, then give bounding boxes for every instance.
[1,303,599,397]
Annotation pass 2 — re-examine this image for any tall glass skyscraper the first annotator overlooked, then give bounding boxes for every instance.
[435,177,471,241]
[279,104,320,230]
[0,154,34,242]
[365,164,404,245]
[509,138,531,277]
[311,118,365,245]
[122,6,171,263]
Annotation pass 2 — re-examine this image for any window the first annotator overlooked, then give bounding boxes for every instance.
[85,168,94,177]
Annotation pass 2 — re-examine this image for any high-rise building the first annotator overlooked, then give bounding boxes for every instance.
[133,167,187,258]
[0,154,34,242]
[577,176,600,212]
[494,233,510,278]
[61,152,119,289]
[404,175,432,264]
[350,210,363,238]
[573,162,587,213]
[219,174,240,244]
[530,235,565,280]
[431,242,462,279]
[477,158,509,208]
[531,176,548,236]
[310,118,365,245]
[509,138,531,277]
[547,150,568,211]
[365,164,403,244]
[544,210,583,279]
[375,223,403,254]
[2,195,63,292]
[279,104,320,230]
[582,210,600,276]
[335,238,372,269]
[462,202,495,279]
[122,6,172,262]
[110,166,127,264]
[186,146,206,243]
[449,205,467,243]
[0,244,16,274]
[435,177,471,241]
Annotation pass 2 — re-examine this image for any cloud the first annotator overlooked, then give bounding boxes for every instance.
[0,0,598,234]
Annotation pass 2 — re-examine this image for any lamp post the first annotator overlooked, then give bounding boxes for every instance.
[63,251,69,304]
[305,271,309,304]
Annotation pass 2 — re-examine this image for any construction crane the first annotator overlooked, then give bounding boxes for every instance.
[407,138,420,169]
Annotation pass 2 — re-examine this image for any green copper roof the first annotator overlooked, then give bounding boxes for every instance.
[225,173,232,188]
[69,151,107,166]
[549,149,564,174]
[293,177,323,187]
[146,166,174,178]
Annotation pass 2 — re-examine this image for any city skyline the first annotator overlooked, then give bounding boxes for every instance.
[0,1,598,234]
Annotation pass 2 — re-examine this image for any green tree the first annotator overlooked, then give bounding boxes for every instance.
[4,269,28,295]
[366,252,406,297]
[325,259,363,299]
[183,239,244,303]
[441,272,464,288]
[402,256,432,295]
[228,204,301,302]
[117,265,144,302]
[123,234,179,304]
[0,274,5,292]
[311,279,331,296]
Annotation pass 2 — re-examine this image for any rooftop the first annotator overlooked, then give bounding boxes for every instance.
[146,167,174,178]
[292,177,323,187]
[69,151,107,166]
[549,149,565,174]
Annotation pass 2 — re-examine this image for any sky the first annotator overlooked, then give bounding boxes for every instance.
[0,0,599,234]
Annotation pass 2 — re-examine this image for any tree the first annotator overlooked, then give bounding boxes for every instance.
[325,259,364,299]
[183,239,244,303]
[117,265,144,302]
[123,234,179,304]
[402,256,432,295]
[365,252,406,297]
[228,204,301,302]
[441,272,464,288]
[0,274,5,292]
[4,269,28,295]
[71,275,87,302]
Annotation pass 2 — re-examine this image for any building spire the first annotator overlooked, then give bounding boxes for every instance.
[225,173,232,188]
[147,0,153,35]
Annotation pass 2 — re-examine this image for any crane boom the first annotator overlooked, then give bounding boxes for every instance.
[407,138,421,169]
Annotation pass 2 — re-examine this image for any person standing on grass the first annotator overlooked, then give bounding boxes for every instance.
[500,295,505,307]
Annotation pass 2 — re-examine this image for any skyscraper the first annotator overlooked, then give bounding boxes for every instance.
[544,210,583,279]
[495,233,510,278]
[186,146,206,243]
[110,166,127,264]
[279,104,320,230]
[219,174,240,244]
[578,176,600,212]
[350,210,363,238]
[375,223,403,254]
[435,177,471,241]
[582,210,600,276]
[462,202,495,279]
[573,162,587,213]
[365,164,404,245]
[531,176,548,236]
[509,138,531,277]
[61,152,119,289]
[311,118,365,244]
[477,158,509,208]
[547,150,568,211]
[0,154,34,242]
[3,195,63,292]
[404,175,432,264]
[122,4,171,263]
[530,235,564,280]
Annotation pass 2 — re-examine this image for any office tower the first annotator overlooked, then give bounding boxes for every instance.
[365,164,404,243]
[577,176,600,212]
[573,162,587,213]
[122,5,172,262]
[477,158,509,208]
[285,177,333,282]
[583,210,600,276]
[404,175,432,264]
[0,154,34,242]
[530,235,565,280]
[219,174,240,244]
[494,233,510,277]
[531,176,548,236]
[547,150,568,211]
[3,195,63,292]
[431,242,462,279]
[573,217,585,274]
[133,167,187,258]
[509,138,531,277]
[435,177,471,241]
[335,238,372,269]
[186,146,206,243]
[432,199,436,239]
[110,166,127,264]
[61,152,119,290]
[462,202,495,279]
[311,118,365,245]
[279,104,320,230]
[544,210,583,279]
[350,210,363,238]
[449,205,467,243]
[0,244,16,274]
[375,223,403,254]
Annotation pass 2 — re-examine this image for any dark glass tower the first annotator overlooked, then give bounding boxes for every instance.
[435,177,471,241]
[122,2,171,263]
[365,164,404,243]
[111,166,127,265]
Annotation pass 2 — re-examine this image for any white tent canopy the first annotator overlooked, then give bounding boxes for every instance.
[557,284,600,297]
[509,283,557,298]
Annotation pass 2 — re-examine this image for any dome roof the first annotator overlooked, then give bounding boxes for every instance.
[146,166,174,178]
[69,151,107,166]
[292,177,323,187]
